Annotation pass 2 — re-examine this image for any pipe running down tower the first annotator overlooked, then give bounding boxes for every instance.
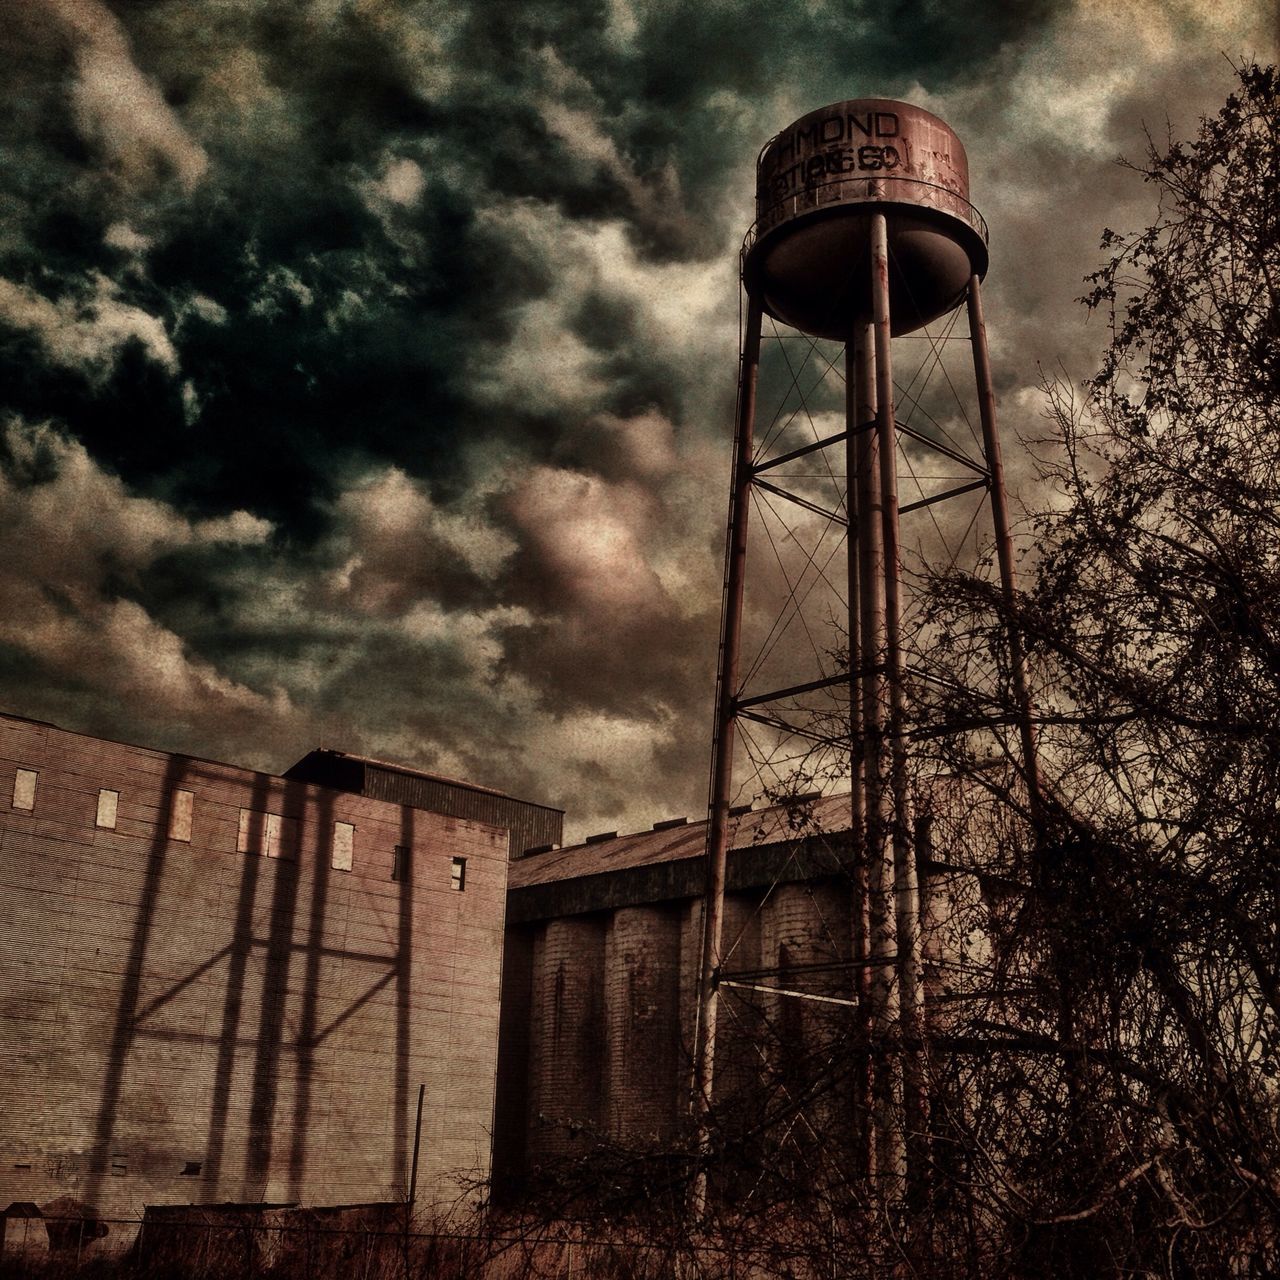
[691,99,1037,1203]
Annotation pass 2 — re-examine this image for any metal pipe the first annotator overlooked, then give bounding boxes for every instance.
[871,213,928,1189]
[860,221,903,1188]
[966,276,1042,816]
[848,319,873,1177]
[691,293,763,1215]
[720,979,862,1009]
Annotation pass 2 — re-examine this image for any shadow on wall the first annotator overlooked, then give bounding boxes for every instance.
[83,765,417,1214]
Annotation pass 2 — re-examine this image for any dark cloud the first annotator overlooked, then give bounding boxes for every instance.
[0,0,1271,834]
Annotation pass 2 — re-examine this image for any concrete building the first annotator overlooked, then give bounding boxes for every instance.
[0,708,983,1225]
[0,710,558,1222]
[493,790,987,1189]
[494,797,865,1183]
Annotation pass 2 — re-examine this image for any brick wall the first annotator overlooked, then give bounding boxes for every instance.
[502,891,781,1173]
[0,714,508,1222]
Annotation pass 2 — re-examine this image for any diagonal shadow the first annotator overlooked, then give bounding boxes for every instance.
[84,753,192,1210]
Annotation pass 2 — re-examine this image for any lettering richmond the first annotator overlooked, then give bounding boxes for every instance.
[763,110,903,200]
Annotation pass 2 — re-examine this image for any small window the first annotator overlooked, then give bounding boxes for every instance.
[96,789,119,830]
[237,808,263,854]
[110,1154,127,1176]
[12,768,36,811]
[450,857,467,892]
[237,809,297,859]
[332,822,354,873]
[180,1161,201,1176]
[391,845,410,882]
[269,813,299,860]
[169,789,194,842]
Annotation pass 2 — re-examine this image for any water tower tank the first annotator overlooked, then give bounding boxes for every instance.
[742,99,988,340]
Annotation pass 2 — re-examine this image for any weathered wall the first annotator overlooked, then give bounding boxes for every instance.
[498,843,974,1180]
[603,906,681,1142]
[0,713,509,1222]
[526,916,607,1160]
[498,890,782,1175]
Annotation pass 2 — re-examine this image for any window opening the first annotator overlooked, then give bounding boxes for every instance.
[96,789,119,830]
[392,845,410,882]
[237,809,297,859]
[332,822,354,873]
[450,856,467,892]
[12,768,36,811]
[169,789,194,842]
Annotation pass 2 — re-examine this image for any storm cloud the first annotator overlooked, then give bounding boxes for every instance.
[0,0,1272,835]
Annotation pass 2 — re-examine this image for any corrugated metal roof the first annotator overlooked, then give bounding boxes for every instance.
[510,794,853,890]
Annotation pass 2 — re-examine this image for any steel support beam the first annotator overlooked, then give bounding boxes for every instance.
[967,276,1043,817]
[847,316,874,1177]
[691,295,762,1215]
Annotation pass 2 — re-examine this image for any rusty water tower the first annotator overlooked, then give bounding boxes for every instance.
[691,99,1038,1200]
[746,99,988,337]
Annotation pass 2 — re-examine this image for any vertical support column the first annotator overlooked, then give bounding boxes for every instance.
[860,219,903,1189]
[691,293,763,1214]
[847,320,874,1177]
[871,212,927,1188]
[968,272,1066,1142]
[967,276,1042,815]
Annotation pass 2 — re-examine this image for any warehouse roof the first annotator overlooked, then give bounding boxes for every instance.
[285,748,564,856]
[509,792,853,892]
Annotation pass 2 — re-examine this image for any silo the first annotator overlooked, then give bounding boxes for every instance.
[527,916,607,1161]
[759,881,851,1090]
[710,893,763,1112]
[604,906,682,1141]
[677,891,765,1126]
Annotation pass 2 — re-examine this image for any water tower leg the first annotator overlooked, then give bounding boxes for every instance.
[690,293,763,1215]
[871,212,927,1190]
[847,320,873,1178]
[966,276,1042,814]
[860,215,904,1191]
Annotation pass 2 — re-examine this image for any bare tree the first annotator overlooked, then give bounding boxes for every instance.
[918,59,1280,1277]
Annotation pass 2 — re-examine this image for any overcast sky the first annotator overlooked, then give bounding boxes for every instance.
[0,0,1273,839]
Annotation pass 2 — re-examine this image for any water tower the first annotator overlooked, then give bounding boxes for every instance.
[691,99,1038,1196]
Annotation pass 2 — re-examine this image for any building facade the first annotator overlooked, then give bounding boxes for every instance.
[494,799,863,1182]
[0,708,983,1224]
[494,793,984,1189]
[0,711,530,1222]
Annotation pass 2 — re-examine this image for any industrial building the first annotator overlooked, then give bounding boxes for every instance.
[0,709,559,1223]
[494,795,984,1192]
[494,797,859,1182]
[0,703,986,1237]
[1,707,961,1222]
